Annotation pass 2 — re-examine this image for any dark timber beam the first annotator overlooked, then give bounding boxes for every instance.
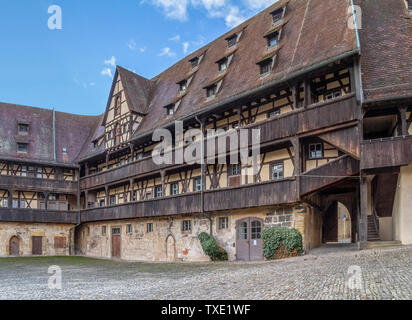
[359,176,369,248]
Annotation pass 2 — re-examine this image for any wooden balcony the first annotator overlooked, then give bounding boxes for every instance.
[81,178,297,223]
[0,175,78,194]
[80,93,358,191]
[300,155,360,196]
[0,208,78,224]
[361,135,412,170]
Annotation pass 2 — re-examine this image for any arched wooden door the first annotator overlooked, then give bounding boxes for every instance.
[9,236,20,256]
[236,218,263,261]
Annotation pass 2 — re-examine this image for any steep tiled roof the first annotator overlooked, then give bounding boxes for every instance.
[356,0,412,101]
[133,0,357,137]
[0,102,101,165]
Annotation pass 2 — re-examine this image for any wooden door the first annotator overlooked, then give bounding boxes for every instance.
[32,236,42,255]
[111,228,121,259]
[9,236,19,256]
[236,218,263,261]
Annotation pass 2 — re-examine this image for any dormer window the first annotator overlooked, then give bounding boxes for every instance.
[218,58,228,73]
[190,57,199,70]
[18,123,29,135]
[258,58,274,76]
[62,148,67,154]
[17,143,28,153]
[206,84,217,99]
[407,0,412,12]
[178,80,187,93]
[266,31,280,49]
[226,34,237,49]
[271,8,284,24]
[165,104,175,117]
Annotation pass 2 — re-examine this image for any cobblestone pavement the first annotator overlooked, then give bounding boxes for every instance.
[1,245,411,300]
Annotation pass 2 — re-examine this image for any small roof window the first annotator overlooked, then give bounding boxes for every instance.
[226,34,238,49]
[164,104,175,117]
[206,84,217,99]
[18,123,29,135]
[17,142,28,154]
[271,8,284,24]
[189,57,199,69]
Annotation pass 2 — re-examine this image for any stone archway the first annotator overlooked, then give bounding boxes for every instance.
[165,234,176,262]
[322,201,353,244]
[9,236,20,256]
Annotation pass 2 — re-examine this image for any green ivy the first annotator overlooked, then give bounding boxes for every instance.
[261,227,303,259]
[198,232,228,261]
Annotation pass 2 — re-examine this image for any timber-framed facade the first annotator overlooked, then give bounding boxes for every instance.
[1,0,411,261]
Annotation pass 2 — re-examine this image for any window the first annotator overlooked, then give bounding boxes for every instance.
[271,163,284,180]
[179,80,187,93]
[309,143,323,159]
[206,84,217,98]
[226,34,237,48]
[407,0,412,12]
[219,217,229,230]
[99,199,105,207]
[102,226,107,235]
[230,164,241,176]
[238,221,248,240]
[18,123,29,135]
[12,200,18,208]
[36,167,42,178]
[126,224,133,234]
[21,166,27,177]
[170,183,179,196]
[20,200,26,209]
[155,186,163,198]
[3,199,8,208]
[50,194,57,201]
[17,143,28,153]
[110,195,116,206]
[251,221,262,239]
[182,220,192,232]
[132,191,137,202]
[147,223,154,233]
[267,31,280,48]
[325,90,341,100]
[190,57,199,69]
[218,58,228,73]
[93,141,98,149]
[114,96,121,117]
[271,8,284,24]
[166,105,174,117]
[112,227,121,235]
[268,108,280,118]
[194,178,202,192]
[259,59,273,76]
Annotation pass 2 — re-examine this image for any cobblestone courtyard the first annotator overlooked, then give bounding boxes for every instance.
[1,245,411,300]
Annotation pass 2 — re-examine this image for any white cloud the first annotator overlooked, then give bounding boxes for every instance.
[242,0,278,10]
[169,34,181,41]
[104,56,116,67]
[158,47,176,57]
[150,0,190,21]
[182,41,190,54]
[127,39,137,50]
[139,46,147,53]
[101,68,113,77]
[224,6,246,28]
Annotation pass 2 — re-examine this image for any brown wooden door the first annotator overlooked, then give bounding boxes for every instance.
[236,218,263,261]
[32,236,42,255]
[323,202,338,243]
[111,228,121,259]
[9,236,19,256]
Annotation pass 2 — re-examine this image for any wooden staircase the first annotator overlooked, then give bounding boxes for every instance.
[367,215,380,241]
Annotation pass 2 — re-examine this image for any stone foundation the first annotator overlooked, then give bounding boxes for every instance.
[0,222,74,257]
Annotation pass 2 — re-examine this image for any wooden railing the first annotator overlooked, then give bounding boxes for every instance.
[0,208,78,224]
[361,135,412,170]
[0,175,78,194]
[80,93,358,191]
[81,178,297,222]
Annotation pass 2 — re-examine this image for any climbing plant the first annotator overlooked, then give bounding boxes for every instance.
[198,232,228,261]
[261,227,303,260]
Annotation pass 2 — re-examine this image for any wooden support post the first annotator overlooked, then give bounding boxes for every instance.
[106,152,110,168]
[237,106,242,127]
[359,176,369,248]
[105,186,109,207]
[304,79,312,108]
[44,192,50,211]
[399,107,407,136]
[160,170,166,196]
[129,179,134,202]
[8,189,13,208]
[84,190,89,209]
[85,163,89,176]
[292,84,298,110]
[292,138,301,198]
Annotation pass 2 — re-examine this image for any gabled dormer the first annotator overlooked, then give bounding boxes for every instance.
[103,66,153,150]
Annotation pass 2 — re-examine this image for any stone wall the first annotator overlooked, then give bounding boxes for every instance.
[0,222,74,257]
[76,203,312,262]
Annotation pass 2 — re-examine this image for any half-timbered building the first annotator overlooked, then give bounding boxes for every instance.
[1,0,411,261]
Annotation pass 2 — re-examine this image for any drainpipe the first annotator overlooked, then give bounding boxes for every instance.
[195,116,211,234]
[52,107,56,162]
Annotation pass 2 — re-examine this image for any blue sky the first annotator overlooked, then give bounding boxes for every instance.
[0,0,276,116]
